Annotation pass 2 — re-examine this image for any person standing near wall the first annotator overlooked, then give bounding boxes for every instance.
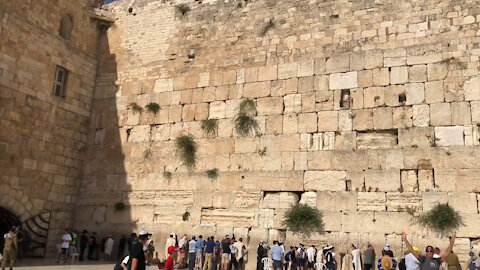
[1,227,17,270]
[79,230,88,261]
[203,237,216,270]
[363,244,375,270]
[189,236,198,270]
[127,230,150,270]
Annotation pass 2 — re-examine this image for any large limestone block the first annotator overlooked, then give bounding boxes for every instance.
[413,105,430,127]
[255,209,274,228]
[401,170,418,192]
[243,82,270,98]
[128,125,151,143]
[357,131,398,149]
[342,211,375,233]
[335,131,357,151]
[326,54,350,73]
[448,192,478,214]
[457,214,480,237]
[408,65,427,83]
[299,192,317,208]
[434,126,464,146]
[452,169,480,192]
[393,107,413,128]
[284,94,302,114]
[364,170,401,192]
[232,191,262,209]
[318,111,338,131]
[154,78,173,92]
[243,171,304,191]
[427,62,448,81]
[451,102,472,125]
[390,66,408,85]
[405,83,425,105]
[373,107,393,130]
[398,127,434,148]
[372,68,390,86]
[352,109,374,130]
[278,62,298,79]
[365,50,384,69]
[430,103,451,126]
[364,87,385,108]
[464,77,480,101]
[357,192,386,211]
[323,211,342,232]
[422,192,448,211]
[257,65,278,81]
[298,113,318,133]
[307,152,333,170]
[298,59,314,77]
[432,170,458,192]
[261,192,299,209]
[201,209,255,227]
[471,101,480,124]
[329,72,358,90]
[316,191,357,211]
[386,192,422,212]
[304,171,347,191]
[373,212,416,234]
[257,97,283,116]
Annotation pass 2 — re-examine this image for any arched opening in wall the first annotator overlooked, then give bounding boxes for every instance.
[0,207,21,250]
[59,14,73,40]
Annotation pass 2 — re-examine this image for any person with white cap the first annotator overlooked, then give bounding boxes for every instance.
[166,233,176,260]
[127,230,150,270]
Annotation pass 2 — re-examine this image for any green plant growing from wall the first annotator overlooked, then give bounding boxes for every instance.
[163,171,172,180]
[260,19,275,36]
[415,203,464,237]
[201,119,218,137]
[114,202,126,211]
[234,99,259,136]
[205,168,219,180]
[182,211,190,221]
[283,204,324,236]
[175,4,190,16]
[129,102,143,113]
[145,102,161,114]
[176,135,197,169]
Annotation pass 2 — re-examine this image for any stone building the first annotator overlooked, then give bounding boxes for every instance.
[2,0,480,266]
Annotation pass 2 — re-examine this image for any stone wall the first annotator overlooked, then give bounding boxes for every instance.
[77,0,480,266]
[0,0,99,255]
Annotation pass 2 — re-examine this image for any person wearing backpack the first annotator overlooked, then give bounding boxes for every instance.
[2,227,17,270]
[402,232,456,270]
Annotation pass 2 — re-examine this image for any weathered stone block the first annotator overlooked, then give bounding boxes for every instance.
[298,113,318,133]
[364,87,385,108]
[283,114,298,134]
[385,85,406,107]
[364,170,401,192]
[284,94,302,114]
[358,70,373,88]
[471,101,480,124]
[316,191,357,211]
[464,76,480,101]
[372,68,390,86]
[413,105,430,127]
[433,170,459,192]
[425,81,444,104]
[304,171,347,191]
[392,107,413,128]
[278,62,298,79]
[386,192,422,212]
[326,54,350,73]
[408,65,427,83]
[209,101,226,119]
[257,65,278,82]
[398,127,434,148]
[364,50,384,69]
[257,97,284,116]
[352,109,374,130]
[430,103,451,126]
[329,72,358,90]
[317,111,338,132]
[405,83,425,105]
[448,192,478,214]
[357,131,398,149]
[422,192,448,211]
[298,59,314,77]
[299,192,316,208]
[243,82,270,98]
[154,78,173,92]
[451,102,472,125]
[261,192,299,209]
[342,211,375,233]
[427,62,448,81]
[434,126,464,146]
[335,131,356,150]
[390,66,408,85]
[357,192,386,211]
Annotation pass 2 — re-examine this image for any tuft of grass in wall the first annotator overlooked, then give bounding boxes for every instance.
[234,99,259,136]
[143,148,151,159]
[175,135,197,169]
[129,102,143,113]
[283,204,324,236]
[114,202,126,211]
[182,211,190,221]
[175,4,190,16]
[201,119,218,137]
[163,171,172,180]
[441,57,467,70]
[145,102,161,114]
[414,203,464,237]
[260,19,275,37]
[205,168,219,180]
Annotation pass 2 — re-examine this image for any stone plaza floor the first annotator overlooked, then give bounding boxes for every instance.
[10,259,160,269]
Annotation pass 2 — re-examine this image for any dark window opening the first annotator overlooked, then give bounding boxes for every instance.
[53,66,68,97]
[340,89,351,109]
[59,14,73,40]
[398,93,406,103]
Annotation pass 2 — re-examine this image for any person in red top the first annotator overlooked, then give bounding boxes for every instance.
[162,246,179,270]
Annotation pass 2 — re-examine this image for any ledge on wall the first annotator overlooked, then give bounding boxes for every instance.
[89,8,116,26]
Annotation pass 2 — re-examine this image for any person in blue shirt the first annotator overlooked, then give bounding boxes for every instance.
[197,236,204,269]
[271,240,284,270]
[203,237,216,270]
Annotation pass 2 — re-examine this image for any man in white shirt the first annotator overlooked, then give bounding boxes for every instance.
[234,238,246,270]
[307,245,316,270]
[405,246,421,270]
[189,236,198,270]
[59,229,72,264]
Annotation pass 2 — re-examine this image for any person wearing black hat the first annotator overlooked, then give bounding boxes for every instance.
[79,230,88,261]
[128,230,150,270]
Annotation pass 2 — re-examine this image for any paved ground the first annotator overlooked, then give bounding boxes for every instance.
[9,259,160,269]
